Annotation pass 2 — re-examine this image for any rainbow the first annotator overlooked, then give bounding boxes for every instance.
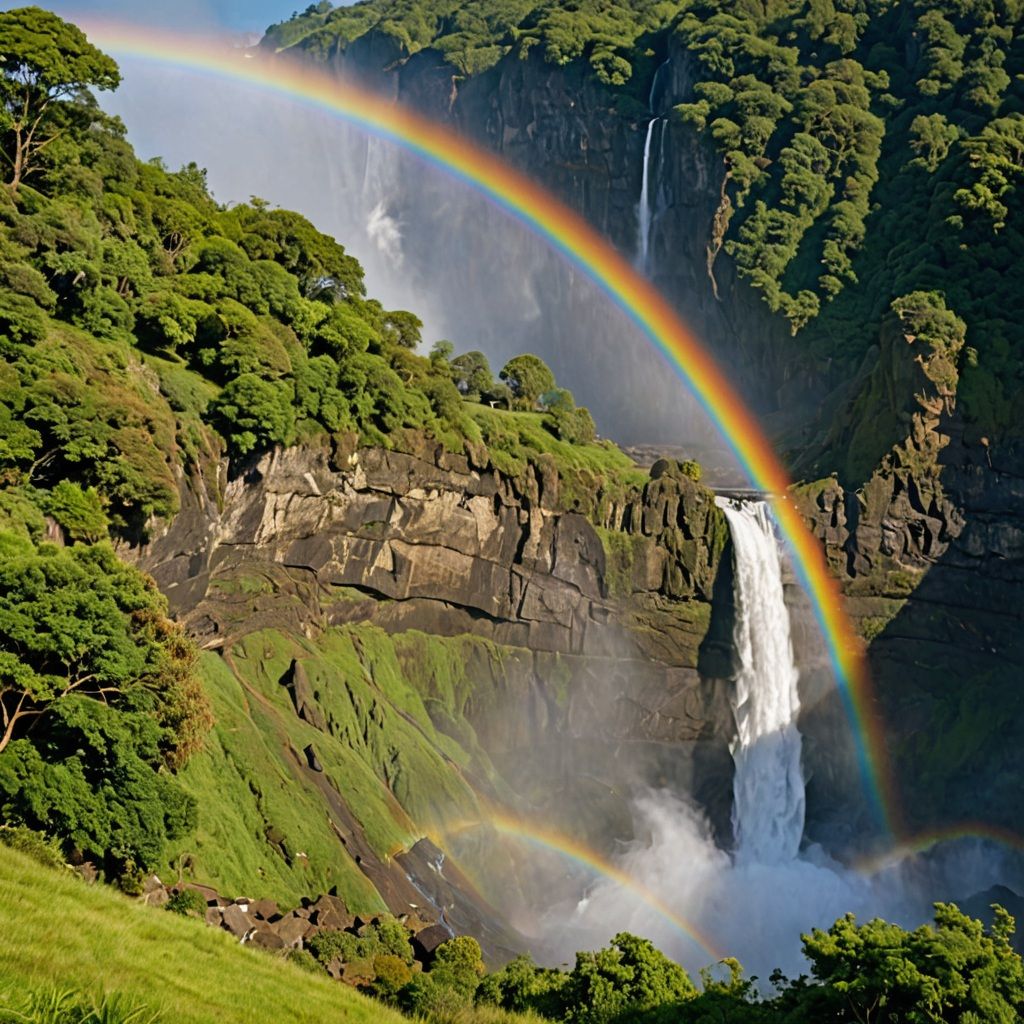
[443,815,724,961]
[80,21,899,833]
[856,822,1024,876]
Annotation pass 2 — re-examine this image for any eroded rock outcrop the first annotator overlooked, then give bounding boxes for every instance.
[128,438,738,922]
[792,315,1024,840]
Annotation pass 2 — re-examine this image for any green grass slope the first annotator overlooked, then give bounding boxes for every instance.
[168,626,519,909]
[0,847,405,1024]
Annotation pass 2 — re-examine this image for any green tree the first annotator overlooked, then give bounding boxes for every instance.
[0,7,120,194]
[910,113,958,172]
[476,953,570,1016]
[562,932,696,1024]
[799,904,1024,1023]
[430,935,486,998]
[381,308,423,350]
[450,350,496,401]
[213,373,296,455]
[500,354,556,410]
[0,532,202,756]
[0,532,209,869]
[955,114,1024,231]
[42,480,108,542]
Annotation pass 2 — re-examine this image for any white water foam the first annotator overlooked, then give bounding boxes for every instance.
[718,498,805,864]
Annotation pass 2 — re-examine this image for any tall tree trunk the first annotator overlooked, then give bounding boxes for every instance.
[9,127,25,195]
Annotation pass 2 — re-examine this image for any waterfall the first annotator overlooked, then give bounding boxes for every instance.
[636,118,658,270]
[636,60,670,271]
[649,58,670,114]
[716,499,805,865]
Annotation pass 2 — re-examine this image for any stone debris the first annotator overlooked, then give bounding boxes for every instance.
[160,881,446,969]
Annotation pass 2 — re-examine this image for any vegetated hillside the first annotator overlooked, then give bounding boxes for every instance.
[271,0,1024,439]
[5,842,1024,1024]
[0,4,739,951]
[271,0,1024,843]
[0,845,411,1024]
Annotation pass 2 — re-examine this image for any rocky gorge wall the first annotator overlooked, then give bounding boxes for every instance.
[127,436,743,929]
[282,32,1024,846]
[794,322,1024,840]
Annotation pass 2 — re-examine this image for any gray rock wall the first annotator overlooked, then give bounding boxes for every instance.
[130,441,739,842]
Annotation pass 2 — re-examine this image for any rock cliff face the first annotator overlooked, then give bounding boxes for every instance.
[794,321,1024,840]
[295,36,1024,842]
[290,36,807,435]
[129,437,739,924]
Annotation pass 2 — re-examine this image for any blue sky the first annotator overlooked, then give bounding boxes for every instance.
[4,1,311,33]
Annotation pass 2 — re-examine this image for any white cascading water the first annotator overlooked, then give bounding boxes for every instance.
[716,498,805,865]
[636,60,669,270]
[636,117,658,270]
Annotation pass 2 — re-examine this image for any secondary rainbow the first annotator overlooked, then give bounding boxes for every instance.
[82,21,901,834]
[442,814,724,961]
[856,821,1024,876]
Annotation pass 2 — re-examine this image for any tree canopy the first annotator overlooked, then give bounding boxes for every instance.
[0,531,209,871]
[0,6,121,193]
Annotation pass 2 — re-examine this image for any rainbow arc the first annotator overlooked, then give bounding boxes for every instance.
[84,20,898,834]
[442,814,725,962]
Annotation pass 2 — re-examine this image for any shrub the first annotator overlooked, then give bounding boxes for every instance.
[0,825,66,871]
[307,916,414,968]
[399,972,472,1021]
[371,954,412,1003]
[42,481,109,542]
[117,863,148,897]
[165,888,207,918]
[285,949,323,974]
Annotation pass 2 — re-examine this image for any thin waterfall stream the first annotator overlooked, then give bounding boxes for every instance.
[716,498,805,865]
[636,60,669,270]
[636,118,658,270]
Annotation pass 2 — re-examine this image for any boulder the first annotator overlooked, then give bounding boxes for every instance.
[247,927,286,950]
[250,898,279,921]
[273,912,314,948]
[221,903,252,938]
[412,924,452,965]
[310,894,354,932]
[142,876,169,907]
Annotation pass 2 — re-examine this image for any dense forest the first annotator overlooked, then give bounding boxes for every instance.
[0,6,620,885]
[2,6,1024,1024]
[271,0,1024,443]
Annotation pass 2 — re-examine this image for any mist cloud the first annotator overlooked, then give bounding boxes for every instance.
[534,791,1021,982]
[366,201,404,266]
